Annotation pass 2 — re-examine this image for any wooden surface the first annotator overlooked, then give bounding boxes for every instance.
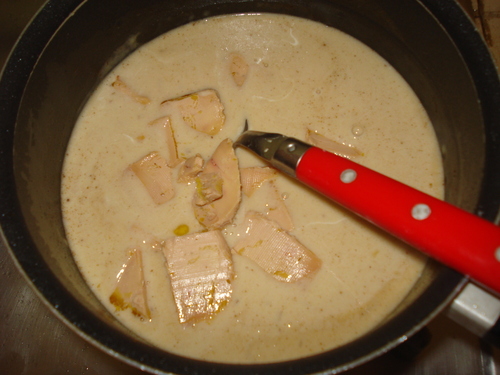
[458,0,500,64]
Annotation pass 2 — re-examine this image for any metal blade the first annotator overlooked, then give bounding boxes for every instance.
[234,121,311,177]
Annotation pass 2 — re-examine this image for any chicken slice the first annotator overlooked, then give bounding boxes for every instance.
[130,152,175,205]
[240,166,278,197]
[109,249,150,320]
[229,53,249,87]
[149,116,183,167]
[193,172,224,206]
[193,139,241,229]
[163,230,235,324]
[263,181,294,231]
[241,172,294,231]
[306,129,363,159]
[161,89,225,135]
[177,154,204,183]
[233,212,321,282]
[111,75,151,105]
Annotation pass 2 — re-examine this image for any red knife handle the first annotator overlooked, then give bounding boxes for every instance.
[295,146,500,295]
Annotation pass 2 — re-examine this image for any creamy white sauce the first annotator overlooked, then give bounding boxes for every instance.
[61,14,443,363]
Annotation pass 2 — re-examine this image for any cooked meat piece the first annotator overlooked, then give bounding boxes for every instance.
[193,139,241,229]
[240,166,278,197]
[233,211,321,282]
[111,75,151,105]
[163,230,235,324]
[193,172,224,206]
[229,53,249,87]
[161,89,225,135]
[177,154,204,183]
[306,129,363,159]
[149,116,183,167]
[130,152,175,205]
[109,248,151,320]
[263,181,294,231]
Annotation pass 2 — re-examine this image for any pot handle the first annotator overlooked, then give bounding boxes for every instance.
[445,282,500,347]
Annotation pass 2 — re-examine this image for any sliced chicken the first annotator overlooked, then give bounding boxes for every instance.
[240,170,294,230]
[111,75,151,105]
[263,181,294,231]
[149,116,183,167]
[229,53,249,87]
[306,129,363,159]
[240,166,278,197]
[233,212,321,282]
[193,172,224,206]
[109,248,151,320]
[161,89,225,135]
[193,139,241,229]
[163,230,235,324]
[177,154,204,183]
[130,152,175,205]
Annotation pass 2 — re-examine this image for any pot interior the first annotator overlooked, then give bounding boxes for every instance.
[3,0,499,373]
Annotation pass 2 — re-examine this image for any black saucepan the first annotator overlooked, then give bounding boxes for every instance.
[1,0,499,374]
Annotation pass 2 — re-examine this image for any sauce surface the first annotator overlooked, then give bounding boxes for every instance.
[61,14,443,363]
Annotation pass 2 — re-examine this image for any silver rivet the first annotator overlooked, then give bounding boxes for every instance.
[287,143,296,152]
[495,247,500,262]
[340,169,357,183]
[412,204,431,220]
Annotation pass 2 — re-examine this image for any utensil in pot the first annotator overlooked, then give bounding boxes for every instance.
[235,127,500,295]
